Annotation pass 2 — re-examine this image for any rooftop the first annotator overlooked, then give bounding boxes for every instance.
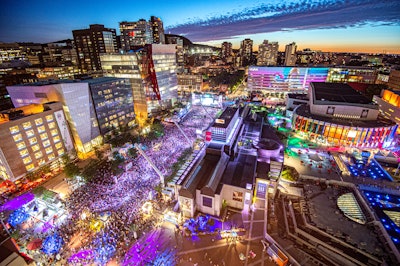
[212,107,238,128]
[312,82,373,105]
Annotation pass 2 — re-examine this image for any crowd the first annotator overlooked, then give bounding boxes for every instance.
[50,106,217,264]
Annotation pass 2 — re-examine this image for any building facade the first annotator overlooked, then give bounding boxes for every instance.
[240,39,253,66]
[119,20,153,51]
[221,42,232,62]
[292,83,397,148]
[284,42,297,66]
[257,40,279,66]
[373,89,400,134]
[388,70,400,91]
[101,44,178,120]
[177,74,203,95]
[0,102,74,181]
[73,24,118,73]
[7,78,134,158]
[150,16,165,44]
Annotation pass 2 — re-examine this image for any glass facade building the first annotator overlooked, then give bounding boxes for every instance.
[88,77,135,135]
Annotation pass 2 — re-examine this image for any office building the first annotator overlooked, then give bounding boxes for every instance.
[166,36,184,69]
[7,77,134,158]
[72,24,118,73]
[177,74,203,95]
[257,40,279,66]
[119,20,153,51]
[240,39,253,66]
[221,42,232,62]
[0,102,74,181]
[292,82,397,148]
[150,16,165,44]
[284,42,297,66]
[101,44,178,120]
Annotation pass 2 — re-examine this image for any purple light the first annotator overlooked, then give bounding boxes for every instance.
[0,192,35,212]
[68,249,94,263]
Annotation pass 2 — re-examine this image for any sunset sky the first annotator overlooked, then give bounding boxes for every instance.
[1,0,399,53]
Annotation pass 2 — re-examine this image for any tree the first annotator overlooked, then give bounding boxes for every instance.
[128,147,137,158]
[64,162,81,179]
[94,147,104,161]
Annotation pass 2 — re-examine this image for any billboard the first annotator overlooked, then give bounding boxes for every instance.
[247,66,329,92]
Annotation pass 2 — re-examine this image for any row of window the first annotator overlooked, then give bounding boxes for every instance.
[9,116,54,134]
[25,148,65,171]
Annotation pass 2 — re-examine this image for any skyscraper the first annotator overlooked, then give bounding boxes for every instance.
[119,20,153,51]
[240,38,253,66]
[221,42,232,62]
[257,40,279,66]
[150,16,165,44]
[73,24,117,73]
[284,42,297,66]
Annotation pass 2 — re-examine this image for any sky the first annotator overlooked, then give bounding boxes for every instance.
[0,0,399,54]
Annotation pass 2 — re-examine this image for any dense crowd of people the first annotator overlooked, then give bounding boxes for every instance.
[43,105,218,264]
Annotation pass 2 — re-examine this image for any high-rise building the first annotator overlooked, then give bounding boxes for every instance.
[150,16,165,44]
[72,24,117,73]
[257,40,279,66]
[119,20,153,51]
[101,44,178,120]
[284,42,297,66]
[221,42,232,62]
[0,102,74,181]
[240,39,253,66]
[6,77,134,158]
[166,36,184,70]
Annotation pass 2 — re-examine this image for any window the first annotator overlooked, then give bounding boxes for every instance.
[22,122,32,129]
[326,106,335,115]
[13,134,22,142]
[55,142,63,149]
[232,191,243,202]
[16,142,26,150]
[38,159,46,166]
[19,149,29,157]
[45,147,53,154]
[57,149,64,156]
[48,153,55,160]
[50,129,58,136]
[42,140,51,147]
[29,137,37,145]
[53,135,60,143]
[46,115,54,122]
[202,196,213,208]
[31,144,40,152]
[23,156,32,164]
[48,122,56,129]
[9,126,20,134]
[35,151,43,159]
[35,118,43,126]
[26,164,34,171]
[40,133,48,140]
[37,125,46,133]
[26,129,35,138]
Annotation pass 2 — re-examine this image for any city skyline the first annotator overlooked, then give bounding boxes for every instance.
[1,0,400,54]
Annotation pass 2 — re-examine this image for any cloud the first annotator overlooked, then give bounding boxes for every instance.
[166,0,400,42]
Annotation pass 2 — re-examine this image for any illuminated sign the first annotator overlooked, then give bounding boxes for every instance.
[215,119,225,124]
[205,131,212,141]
